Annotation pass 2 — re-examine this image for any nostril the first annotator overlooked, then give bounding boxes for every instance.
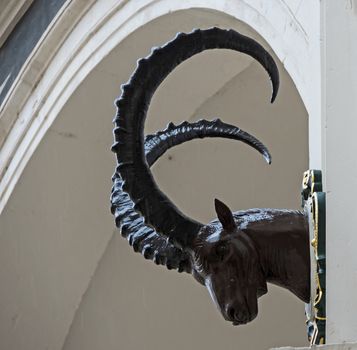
[227,307,235,320]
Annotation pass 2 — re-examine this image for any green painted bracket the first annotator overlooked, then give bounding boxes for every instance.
[302,170,326,345]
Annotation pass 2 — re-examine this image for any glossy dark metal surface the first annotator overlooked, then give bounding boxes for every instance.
[193,205,309,324]
[111,28,310,326]
[145,118,271,165]
[112,27,279,249]
[111,119,271,273]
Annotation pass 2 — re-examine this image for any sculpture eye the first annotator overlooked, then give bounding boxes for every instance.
[214,243,228,261]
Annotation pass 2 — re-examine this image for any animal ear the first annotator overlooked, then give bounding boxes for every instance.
[214,198,236,231]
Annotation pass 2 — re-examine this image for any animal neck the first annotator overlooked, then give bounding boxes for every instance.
[237,208,310,303]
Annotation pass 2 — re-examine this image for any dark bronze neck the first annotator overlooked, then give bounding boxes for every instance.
[237,209,310,303]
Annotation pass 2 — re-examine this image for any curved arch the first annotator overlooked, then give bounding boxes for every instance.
[0,4,311,350]
[0,0,319,214]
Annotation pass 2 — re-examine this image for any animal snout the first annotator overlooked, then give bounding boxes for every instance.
[226,306,250,325]
[227,306,236,320]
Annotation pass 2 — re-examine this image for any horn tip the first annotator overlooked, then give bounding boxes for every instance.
[264,154,272,164]
[270,91,277,103]
[270,80,279,103]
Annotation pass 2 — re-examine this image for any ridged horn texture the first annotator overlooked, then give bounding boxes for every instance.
[111,174,191,272]
[112,27,279,248]
[111,119,272,272]
[145,118,272,165]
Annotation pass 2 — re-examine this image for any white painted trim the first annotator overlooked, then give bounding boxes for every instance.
[0,0,95,146]
[271,342,357,350]
[0,0,320,215]
[0,0,33,48]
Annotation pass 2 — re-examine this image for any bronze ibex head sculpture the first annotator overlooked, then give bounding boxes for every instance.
[111,28,310,326]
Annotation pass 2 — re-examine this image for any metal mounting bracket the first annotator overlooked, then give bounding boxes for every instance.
[302,169,326,345]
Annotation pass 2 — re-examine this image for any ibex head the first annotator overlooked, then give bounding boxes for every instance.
[111,28,309,326]
[189,199,267,325]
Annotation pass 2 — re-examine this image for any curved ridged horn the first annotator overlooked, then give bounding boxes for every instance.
[112,27,279,248]
[111,119,271,272]
[145,118,271,165]
[111,174,191,272]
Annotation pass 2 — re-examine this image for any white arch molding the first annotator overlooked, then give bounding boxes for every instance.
[0,0,320,215]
